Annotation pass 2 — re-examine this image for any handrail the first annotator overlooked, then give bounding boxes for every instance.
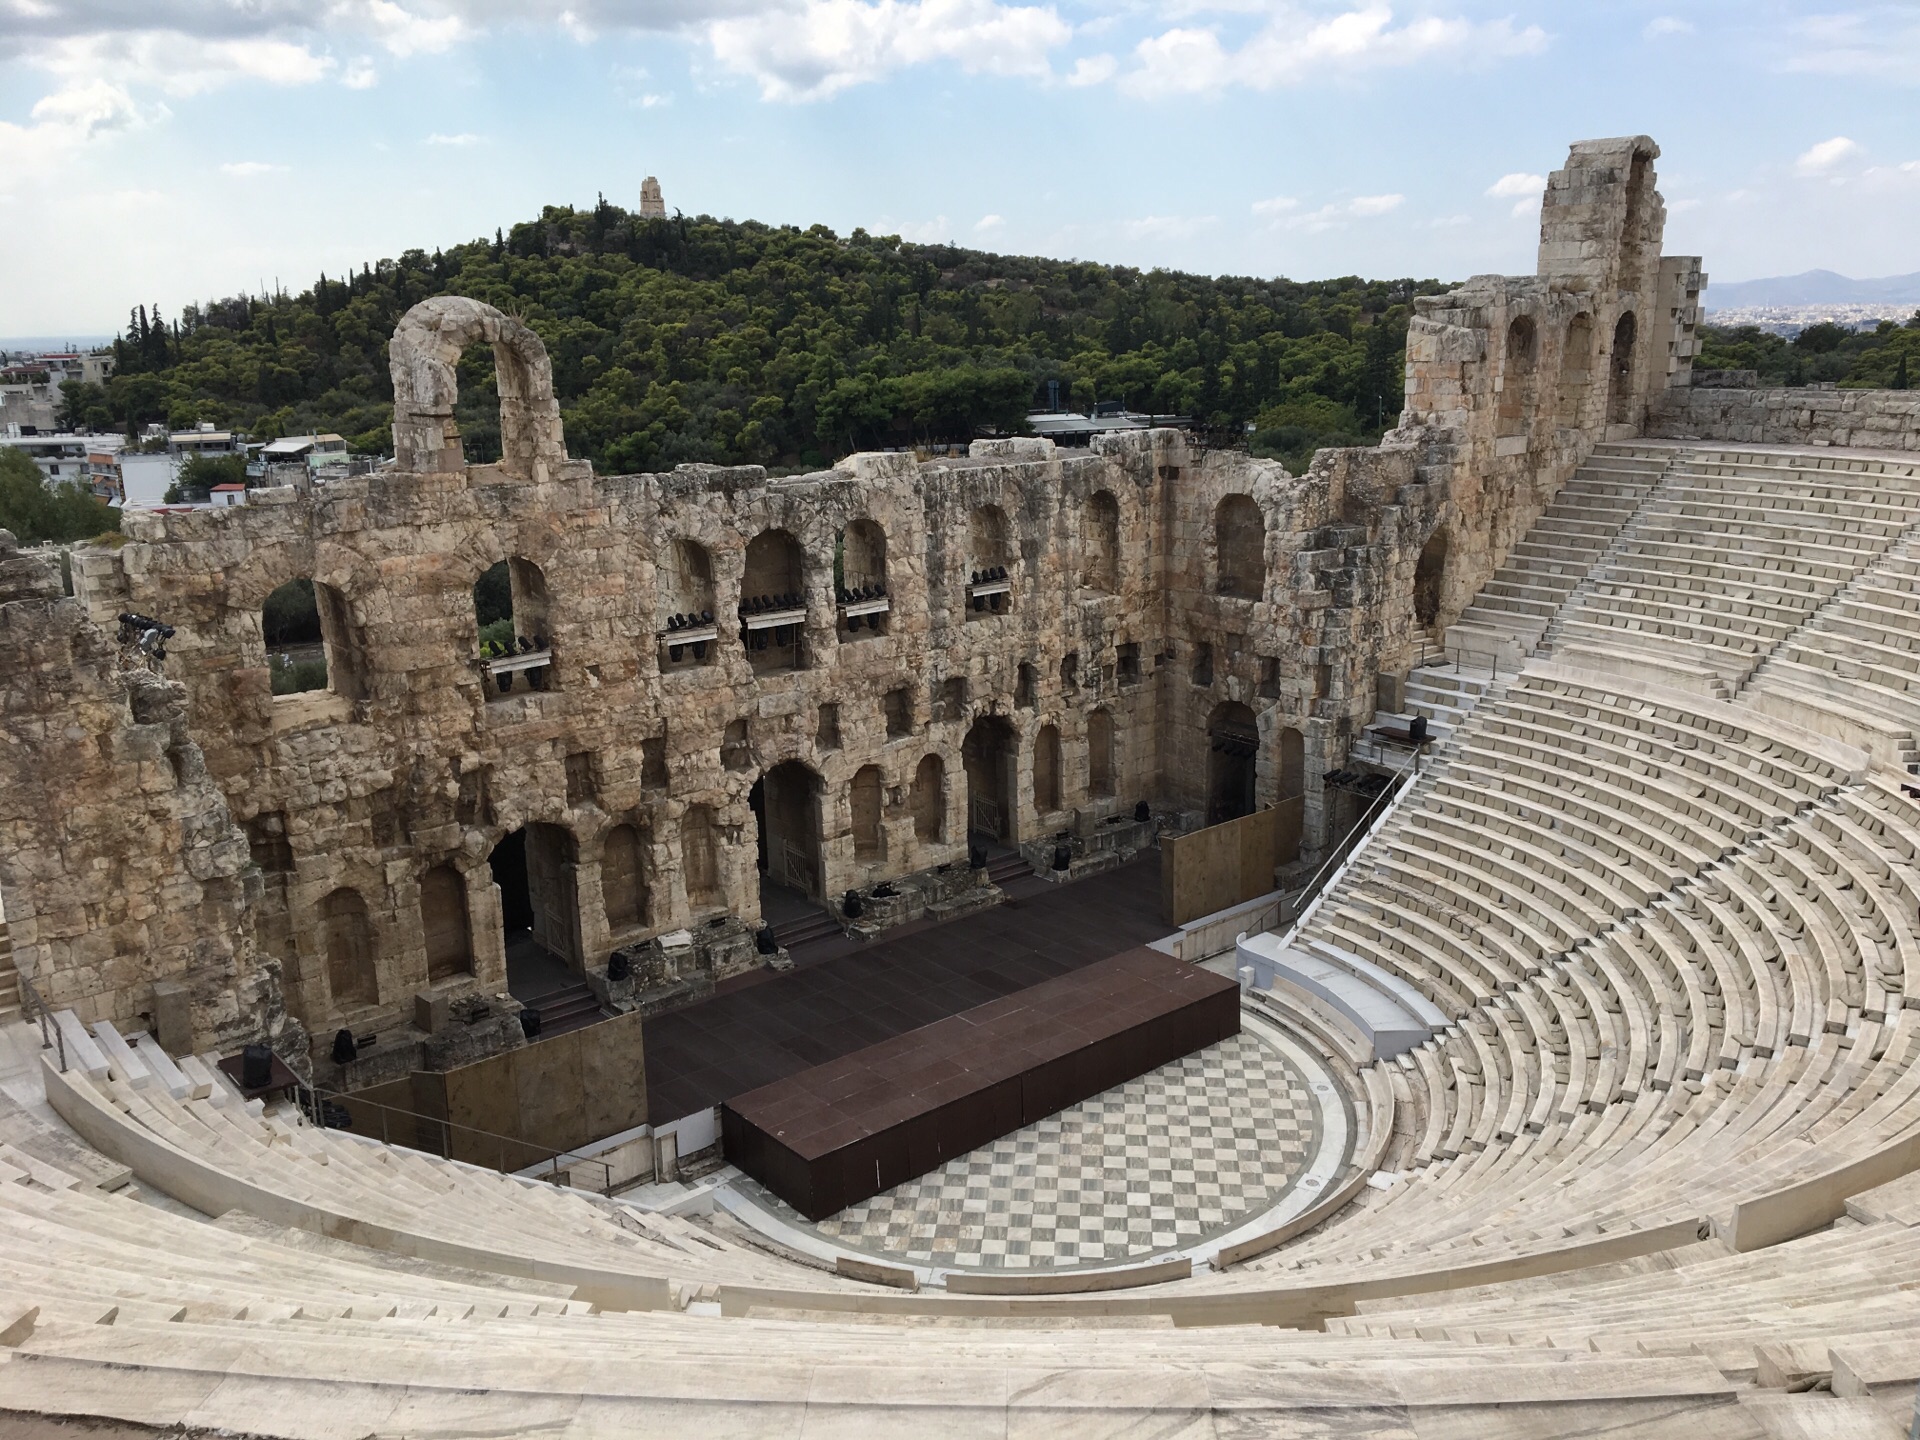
[297,1084,616,1195]
[1275,750,1422,953]
[16,970,65,1073]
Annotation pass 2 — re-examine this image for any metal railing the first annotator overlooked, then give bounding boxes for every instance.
[17,970,64,1072]
[296,1084,616,1194]
[1275,750,1424,953]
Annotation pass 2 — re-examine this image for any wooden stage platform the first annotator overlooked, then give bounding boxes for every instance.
[720,947,1240,1221]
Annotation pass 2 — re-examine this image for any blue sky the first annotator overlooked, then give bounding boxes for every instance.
[2,1,1918,335]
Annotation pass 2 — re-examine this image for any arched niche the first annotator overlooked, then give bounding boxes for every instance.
[1497,316,1538,438]
[321,887,378,1008]
[660,538,717,669]
[837,517,891,638]
[850,765,885,860]
[601,823,647,932]
[741,528,807,673]
[1214,495,1265,598]
[475,557,553,697]
[1413,529,1449,630]
[1084,490,1120,592]
[681,805,722,909]
[419,864,473,982]
[912,754,946,842]
[1087,708,1116,798]
[389,295,567,479]
[1033,723,1062,814]
[1278,727,1305,801]
[264,577,368,701]
[966,504,1012,620]
[1557,313,1595,426]
[1607,311,1638,426]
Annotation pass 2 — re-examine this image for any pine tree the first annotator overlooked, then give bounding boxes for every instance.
[1895,352,1910,391]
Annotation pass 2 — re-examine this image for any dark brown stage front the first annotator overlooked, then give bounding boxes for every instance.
[721,947,1240,1221]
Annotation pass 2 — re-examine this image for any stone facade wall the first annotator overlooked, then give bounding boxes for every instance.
[0,530,289,1053]
[0,134,1729,1068]
[1646,385,1920,452]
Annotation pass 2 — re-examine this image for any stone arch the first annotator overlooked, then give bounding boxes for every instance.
[419,863,473,982]
[969,504,1012,574]
[662,538,715,623]
[601,823,647,932]
[850,764,885,860]
[743,528,807,672]
[474,556,553,695]
[1206,701,1259,824]
[840,517,888,592]
[752,759,824,898]
[1087,707,1116,798]
[1413,528,1449,629]
[389,295,566,479]
[963,715,1018,843]
[1033,723,1062,814]
[1607,311,1638,427]
[1557,313,1595,426]
[1214,494,1265,598]
[321,887,378,1008]
[1084,489,1120,591]
[1497,316,1538,437]
[911,754,946,842]
[681,805,721,909]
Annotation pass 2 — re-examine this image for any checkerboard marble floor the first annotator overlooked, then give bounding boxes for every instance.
[739,1030,1320,1271]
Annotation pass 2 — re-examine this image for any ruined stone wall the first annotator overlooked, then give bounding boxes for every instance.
[0,530,288,1053]
[1646,385,1920,453]
[1402,135,1702,632]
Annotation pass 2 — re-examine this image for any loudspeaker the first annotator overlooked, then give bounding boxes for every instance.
[241,1043,273,1090]
[1409,715,1429,744]
[520,1009,543,1039]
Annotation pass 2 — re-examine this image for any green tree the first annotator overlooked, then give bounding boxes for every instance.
[0,448,121,545]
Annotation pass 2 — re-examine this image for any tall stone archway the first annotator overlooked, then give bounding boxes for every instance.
[389,295,567,479]
[962,716,1018,844]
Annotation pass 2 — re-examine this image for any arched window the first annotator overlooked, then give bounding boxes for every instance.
[1084,490,1120,592]
[912,754,945,842]
[659,538,716,668]
[475,556,553,698]
[1087,708,1115,798]
[1607,311,1638,426]
[681,805,720,907]
[966,504,1012,620]
[321,887,377,1007]
[1497,316,1538,438]
[1558,314,1594,426]
[264,577,367,700]
[419,864,472,982]
[601,824,646,932]
[1015,661,1038,709]
[389,295,566,481]
[1214,495,1265,598]
[1033,723,1062,814]
[850,765,885,860]
[741,528,807,672]
[837,517,890,642]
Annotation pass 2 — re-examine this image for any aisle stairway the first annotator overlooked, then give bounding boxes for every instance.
[1442,444,1670,667]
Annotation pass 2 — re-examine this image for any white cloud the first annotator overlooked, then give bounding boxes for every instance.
[346,0,467,57]
[974,213,1005,232]
[632,91,671,107]
[875,215,953,241]
[1251,195,1297,216]
[706,0,1073,102]
[1123,214,1217,240]
[1485,171,1545,198]
[1781,10,1920,84]
[0,78,142,180]
[219,160,286,176]
[425,131,483,145]
[30,32,337,96]
[341,57,379,87]
[1643,16,1692,39]
[1796,135,1861,175]
[1347,192,1402,216]
[1119,4,1547,98]
[1064,52,1116,85]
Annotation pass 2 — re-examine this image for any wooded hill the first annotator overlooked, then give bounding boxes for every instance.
[56,200,1442,475]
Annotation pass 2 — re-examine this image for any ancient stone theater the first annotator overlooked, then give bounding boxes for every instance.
[2,137,1919,1436]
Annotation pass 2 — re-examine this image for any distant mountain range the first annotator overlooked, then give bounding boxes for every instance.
[1706,270,1920,309]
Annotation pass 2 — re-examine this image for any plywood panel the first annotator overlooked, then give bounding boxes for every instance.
[1160,808,1282,926]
